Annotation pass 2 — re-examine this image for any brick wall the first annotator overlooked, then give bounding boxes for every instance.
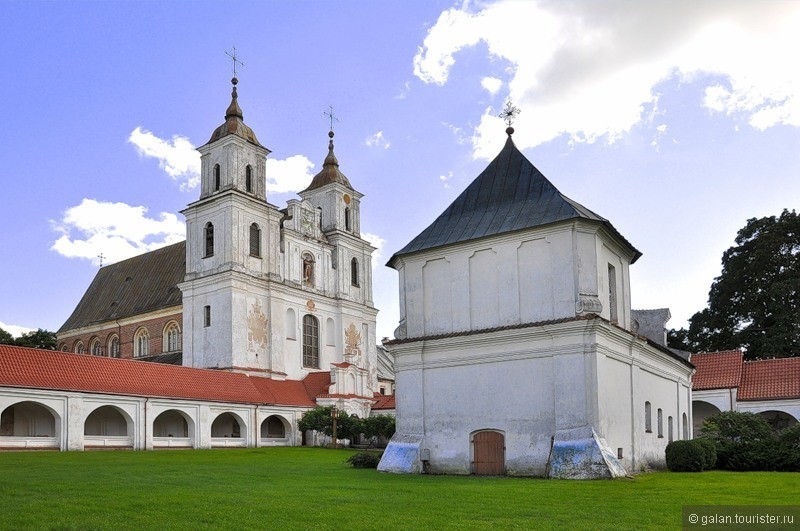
[57,312,183,360]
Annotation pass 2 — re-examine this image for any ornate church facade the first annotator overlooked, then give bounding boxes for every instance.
[0,77,388,451]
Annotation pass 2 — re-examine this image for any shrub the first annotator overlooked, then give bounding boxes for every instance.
[665,440,707,472]
[774,424,800,472]
[694,438,717,470]
[700,412,775,470]
[346,451,383,468]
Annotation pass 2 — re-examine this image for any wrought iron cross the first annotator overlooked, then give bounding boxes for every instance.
[324,105,339,132]
[97,253,105,267]
[225,46,244,78]
[499,100,521,127]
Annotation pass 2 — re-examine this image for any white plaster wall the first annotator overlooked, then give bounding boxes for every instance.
[737,399,800,423]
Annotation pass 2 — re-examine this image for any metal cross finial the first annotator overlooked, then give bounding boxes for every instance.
[324,105,339,132]
[98,253,105,268]
[225,46,244,78]
[499,100,521,127]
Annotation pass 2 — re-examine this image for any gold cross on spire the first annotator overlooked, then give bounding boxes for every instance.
[324,105,339,132]
[499,100,521,127]
[225,46,244,79]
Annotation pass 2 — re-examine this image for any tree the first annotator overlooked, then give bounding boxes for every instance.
[0,327,14,345]
[297,406,363,442]
[14,329,57,350]
[668,210,800,359]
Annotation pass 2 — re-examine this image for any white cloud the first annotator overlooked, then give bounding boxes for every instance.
[362,232,385,268]
[0,320,34,338]
[415,1,800,158]
[395,80,412,100]
[129,127,200,191]
[265,155,315,194]
[50,199,185,266]
[439,171,453,189]
[481,76,503,95]
[366,131,391,149]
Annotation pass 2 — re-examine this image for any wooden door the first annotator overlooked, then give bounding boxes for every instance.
[473,431,505,475]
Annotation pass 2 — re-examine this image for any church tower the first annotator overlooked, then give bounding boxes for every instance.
[179,76,282,373]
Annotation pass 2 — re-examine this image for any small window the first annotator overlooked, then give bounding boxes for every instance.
[90,338,102,356]
[608,263,618,323]
[214,164,220,191]
[75,341,85,355]
[204,222,214,258]
[204,305,211,328]
[668,416,674,442]
[108,336,120,358]
[682,413,689,440]
[134,328,149,357]
[163,321,181,352]
[645,401,652,433]
[351,257,359,287]
[344,207,351,231]
[657,408,663,438]
[302,314,319,368]
[249,223,261,257]
[246,165,252,192]
[286,308,297,340]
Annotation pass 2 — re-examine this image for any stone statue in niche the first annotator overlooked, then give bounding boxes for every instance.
[302,253,314,286]
[247,299,269,353]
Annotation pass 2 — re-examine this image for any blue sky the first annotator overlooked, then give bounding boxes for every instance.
[1,1,799,342]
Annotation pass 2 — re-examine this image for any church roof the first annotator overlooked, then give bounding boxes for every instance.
[302,131,353,192]
[389,134,641,265]
[0,345,322,407]
[204,78,266,149]
[58,242,186,334]
[739,357,800,401]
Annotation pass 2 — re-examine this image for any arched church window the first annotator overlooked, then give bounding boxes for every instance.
[657,408,663,438]
[668,416,674,442]
[302,314,319,368]
[108,335,120,358]
[644,401,652,433]
[214,164,220,191]
[285,308,297,340]
[351,257,359,287]
[345,207,351,231]
[74,341,85,355]
[134,328,149,357]
[317,207,323,230]
[163,321,181,352]
[204,223,214,258]
[302,252,315,287]
[682,413,688,440]
[90,338,102,356]
[250,223,261,257]
[246,165,252,192]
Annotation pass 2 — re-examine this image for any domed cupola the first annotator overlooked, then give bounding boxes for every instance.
[303,130,353,192]
[205,77,265,148]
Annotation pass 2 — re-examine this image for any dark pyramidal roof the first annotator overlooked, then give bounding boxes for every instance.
[59,242,186,333]
[389,134,640,265]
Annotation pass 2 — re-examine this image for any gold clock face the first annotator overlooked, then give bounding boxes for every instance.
[343,194,351,205]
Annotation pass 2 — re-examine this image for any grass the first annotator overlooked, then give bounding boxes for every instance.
[0,447,797,530]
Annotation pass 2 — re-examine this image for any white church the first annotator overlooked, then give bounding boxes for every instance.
[379,121,695,479]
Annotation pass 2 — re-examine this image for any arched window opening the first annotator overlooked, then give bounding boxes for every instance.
[302,252,315,287]
[608,263,618,323]
[1,402,57,438]
[163,321,181,352]
[204,222,214,257]
[351,257,359,287]
[317,207,323,230]
[204,305,212,328]
[153,410,189,438]
[246,165,252,192]
[668,416,674,442]
[682,413,689,440]
[302,314,320,368]
[84,406,128,436]
[90,338,102,356]
[285,308,297,340]
[261,415,287,438]
[60,344,69,352]
[214,164,220,191]
[657,408,664,438]
[249,223,261,257]
[108,336,120,358]
[325,317,335,346]
[134,328,149,357]
[74,341,85,355]
[644,401,652,433]
[344,207,351,231]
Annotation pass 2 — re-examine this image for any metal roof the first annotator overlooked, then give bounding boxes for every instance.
[389,135,641,265]
[302,131,353,192]
[58,242,186,333]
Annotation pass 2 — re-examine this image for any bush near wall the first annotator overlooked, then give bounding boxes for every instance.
[665,440,710,472]
[697,412,800,472]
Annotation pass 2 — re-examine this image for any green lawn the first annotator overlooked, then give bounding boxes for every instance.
[0,448,797,530]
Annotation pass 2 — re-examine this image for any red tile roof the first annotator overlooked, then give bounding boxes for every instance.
[739,357,800,401]
[371,393,395,410]
[302,371,331,400]
[0,345,317,407]
[691,350,744,390]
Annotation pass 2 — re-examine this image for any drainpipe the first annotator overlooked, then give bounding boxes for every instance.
[144,397,148,451]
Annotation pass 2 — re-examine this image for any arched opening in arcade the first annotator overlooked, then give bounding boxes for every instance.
[84,405,133,448]
[0,401,60,449]
[152,409,195,448]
